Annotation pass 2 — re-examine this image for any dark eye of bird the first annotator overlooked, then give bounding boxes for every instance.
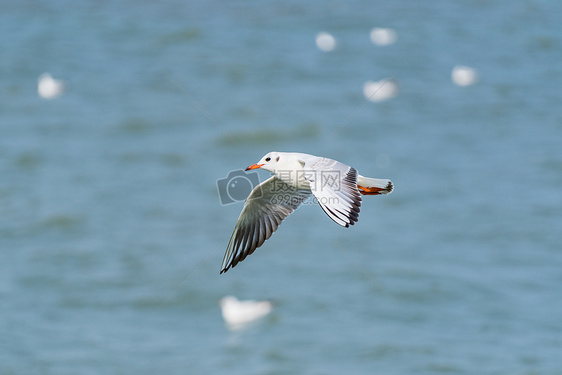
[265,157,271,162]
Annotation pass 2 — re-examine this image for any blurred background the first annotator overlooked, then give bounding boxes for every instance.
[1,0,561,374]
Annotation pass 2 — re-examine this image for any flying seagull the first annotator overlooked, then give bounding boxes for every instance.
[220,152,393,273]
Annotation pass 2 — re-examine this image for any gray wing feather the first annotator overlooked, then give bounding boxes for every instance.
[220,176,310,273]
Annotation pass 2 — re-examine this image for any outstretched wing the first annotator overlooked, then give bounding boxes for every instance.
[301,157,362,228]
[220,176,310,274]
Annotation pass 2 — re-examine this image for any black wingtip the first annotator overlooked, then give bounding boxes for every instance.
[386,181,394,193]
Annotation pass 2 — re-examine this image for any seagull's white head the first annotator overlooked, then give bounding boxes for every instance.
[245,151,283,173]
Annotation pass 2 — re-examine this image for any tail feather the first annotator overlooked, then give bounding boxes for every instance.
[357,175,393,195]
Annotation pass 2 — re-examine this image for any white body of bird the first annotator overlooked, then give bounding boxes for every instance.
[370,27,398,46]
[451,65,479,87]
[37,73,65,99]
[316,32,337,52]
[219,296,273,329]
[363,79,399,102]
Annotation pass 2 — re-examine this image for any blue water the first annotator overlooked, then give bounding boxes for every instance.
[1,0,561,374]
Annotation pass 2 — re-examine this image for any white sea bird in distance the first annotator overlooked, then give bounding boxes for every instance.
[37,73,65,99]
[363,79,399,102]
[220,152,393,274]
[219,295,273,329]
[451,65,479,87]
[370,27,398,46]
[315,32,337,52]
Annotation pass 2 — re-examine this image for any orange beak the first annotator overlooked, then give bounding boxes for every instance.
[245,163,264,171]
